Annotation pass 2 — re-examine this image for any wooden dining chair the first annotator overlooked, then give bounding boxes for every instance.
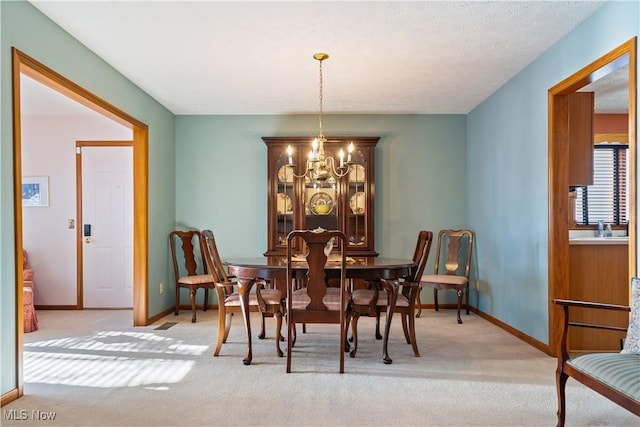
[349,230,433,357]
[169,229,216,323]
[286,229,349,373]
[418,229,474,324]
[200,229,284,359]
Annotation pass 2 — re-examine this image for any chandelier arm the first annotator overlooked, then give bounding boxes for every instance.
[325,157,351,178]
[289,166,311,180]
[285,159,351,181]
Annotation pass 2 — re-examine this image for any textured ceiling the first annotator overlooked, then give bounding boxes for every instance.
[26,1,611,116]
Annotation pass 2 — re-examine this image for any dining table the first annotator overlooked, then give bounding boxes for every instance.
[225,256,417,365]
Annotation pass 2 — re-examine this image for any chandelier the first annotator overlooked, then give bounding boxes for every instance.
[286,53,354,186]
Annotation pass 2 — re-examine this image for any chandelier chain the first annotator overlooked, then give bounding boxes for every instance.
[318,58,324,140]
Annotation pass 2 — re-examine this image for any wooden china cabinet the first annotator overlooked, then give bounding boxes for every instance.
[263,136,379,257]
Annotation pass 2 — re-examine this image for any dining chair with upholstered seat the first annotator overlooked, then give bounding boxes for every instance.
[286,229,350,373]
[200,229,284,360]
[169,229,216,323]
[418,228,474,324]
[349,230,433,358]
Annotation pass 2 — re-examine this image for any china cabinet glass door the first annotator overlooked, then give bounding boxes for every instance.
[263,136,378,257]
[269,144,299,253]
[344,146,369,251]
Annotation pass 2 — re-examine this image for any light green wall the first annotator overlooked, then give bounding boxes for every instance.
[175,114,467,261]
[467,0,639,343]
[1,1,176,395]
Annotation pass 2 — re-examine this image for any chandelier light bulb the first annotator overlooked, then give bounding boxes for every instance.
[287,145,293,165]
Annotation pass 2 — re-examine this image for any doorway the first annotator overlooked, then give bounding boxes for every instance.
[547,38,637,356]
[12,48,149,323]
[20,81,133,309]
[12,48,150,396]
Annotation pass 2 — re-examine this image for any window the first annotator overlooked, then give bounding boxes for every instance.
[574,143,628,225]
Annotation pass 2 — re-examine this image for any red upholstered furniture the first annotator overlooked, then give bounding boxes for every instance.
[23,249,34,289]
[23,288,38,332]
[23,250,38,332]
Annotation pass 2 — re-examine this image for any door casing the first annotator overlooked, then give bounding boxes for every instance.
[547,38,637,356]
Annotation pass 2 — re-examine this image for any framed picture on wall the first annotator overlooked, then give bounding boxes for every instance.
[22,176,49,207]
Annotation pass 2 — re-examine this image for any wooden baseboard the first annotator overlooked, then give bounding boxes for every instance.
[148,307,175,325]
[34,305,79,310]
[176,304,215,311]
[33,305,206,326]
[1,388,19,407]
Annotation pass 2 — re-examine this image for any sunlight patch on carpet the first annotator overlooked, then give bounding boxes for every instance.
[23,351,194,387]
[25,330,208,355]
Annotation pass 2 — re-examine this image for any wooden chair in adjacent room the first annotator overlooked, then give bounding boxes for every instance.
[418,229,474,324]
[200,229,284,360]
[286,229,350,373]
[169,229,216,323]
[349,230,433,357]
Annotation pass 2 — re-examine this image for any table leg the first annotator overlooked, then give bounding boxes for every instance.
[238,278,255,365]
[381,279,399,364]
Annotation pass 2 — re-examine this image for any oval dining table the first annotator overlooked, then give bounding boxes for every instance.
[225,256,417,365]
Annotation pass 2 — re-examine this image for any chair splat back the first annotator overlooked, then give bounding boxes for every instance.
[201,229,230,283]
[295,234,338,311]
[411,230,433,281]
[435,229,472,277]
[170,230,207,278]
[286,229,349,373]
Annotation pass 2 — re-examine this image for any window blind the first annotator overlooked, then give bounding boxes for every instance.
[574,145,628,225]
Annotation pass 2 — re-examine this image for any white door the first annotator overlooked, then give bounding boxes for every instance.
[81,145,133,308]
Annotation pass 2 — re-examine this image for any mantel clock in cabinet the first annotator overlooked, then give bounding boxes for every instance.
[263,136,379,257]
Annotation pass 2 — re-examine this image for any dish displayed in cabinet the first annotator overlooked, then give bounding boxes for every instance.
[276,193,293,214]
[309,192,334,215]
[277,165,294,183]
[350,191,366,214]
[349,164,366,183]
[349,235,366,245]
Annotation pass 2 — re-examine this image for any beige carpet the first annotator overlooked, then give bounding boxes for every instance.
[4,308,638,426]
